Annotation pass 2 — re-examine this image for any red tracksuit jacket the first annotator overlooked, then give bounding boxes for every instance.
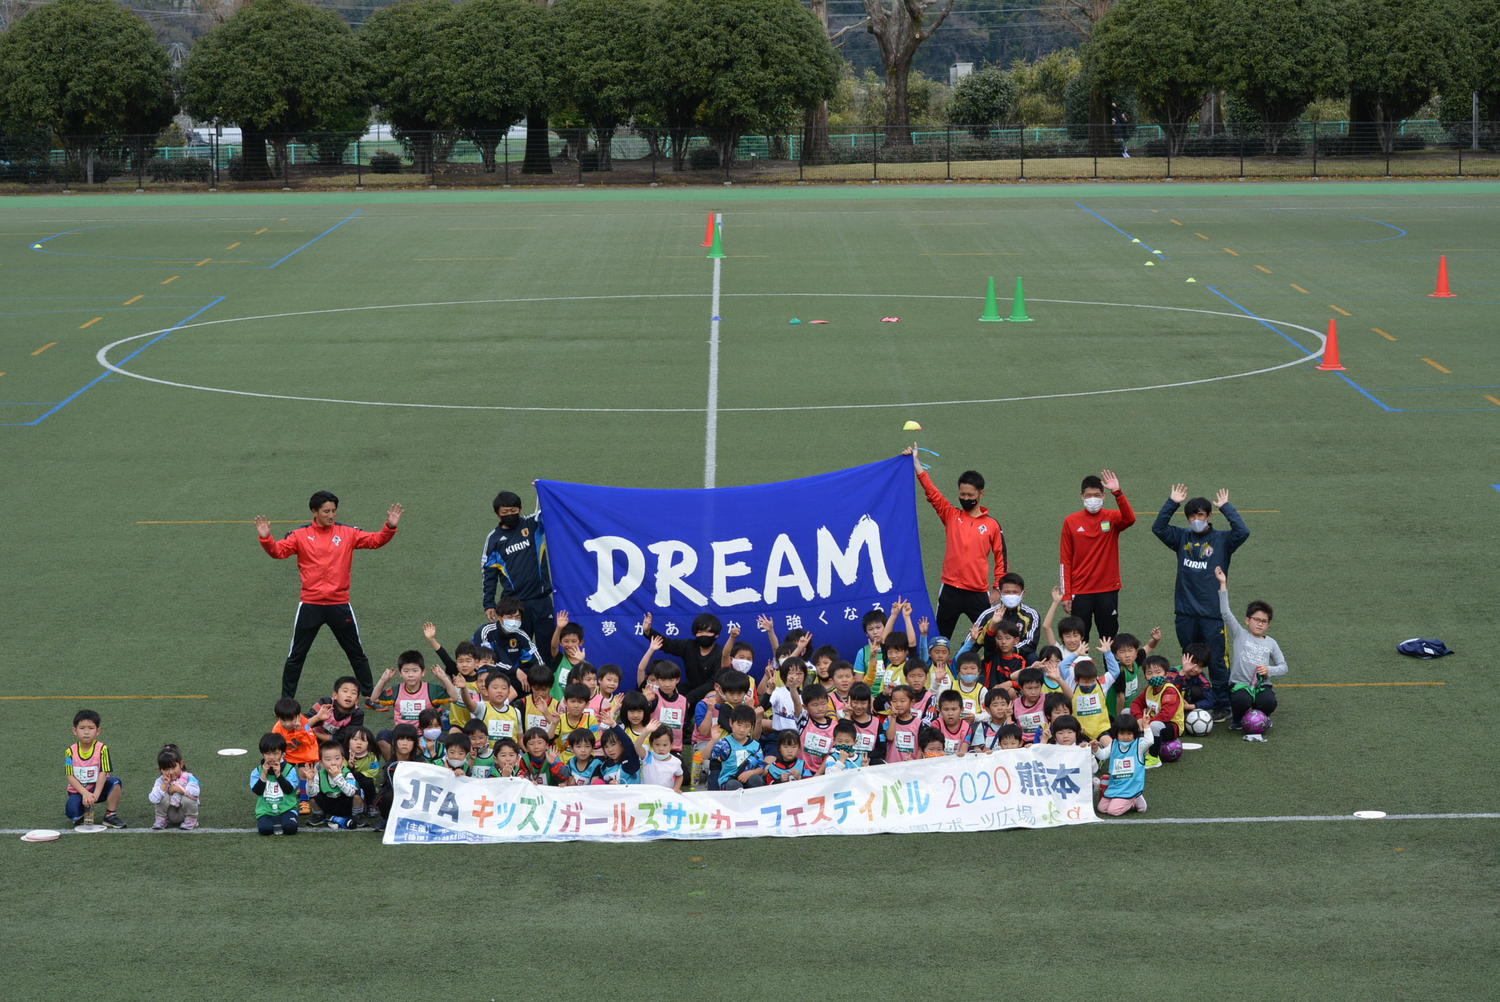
[260,521,397,604]
[918,470,1006,592]
[1059,491,1136,598]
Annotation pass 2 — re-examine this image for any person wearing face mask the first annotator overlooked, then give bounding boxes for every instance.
[482,488,555,643]
[642,611,726,706]
[472,597,542,689]
[904,443,1007,643]
[1058,470,1136,643]
[1151,484,1250,722]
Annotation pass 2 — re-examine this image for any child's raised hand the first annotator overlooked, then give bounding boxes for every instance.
[918,616,929,635]
[1214,566,1227,583]
[1051,584,1065,603]
[756,613,773,632]
[422,621,437,641]
[1150,626,1162,643]
[968,624,983,643]
[1097,636,1114,653]
[556,610,569,628]
[640,611,653,631]
[647,635,663,653]
[576,645,587,662]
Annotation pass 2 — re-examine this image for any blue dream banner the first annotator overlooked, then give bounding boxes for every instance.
[535,457,935,673]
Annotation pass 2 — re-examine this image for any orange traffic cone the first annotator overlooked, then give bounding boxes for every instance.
[1428,255,1455,298]
[1316,318,1346,371]
[700,212,717,248]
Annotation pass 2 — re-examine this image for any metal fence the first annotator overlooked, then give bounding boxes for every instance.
[3,120,1498,190]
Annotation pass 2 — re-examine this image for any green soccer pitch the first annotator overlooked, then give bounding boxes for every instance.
[3,182,1497,999]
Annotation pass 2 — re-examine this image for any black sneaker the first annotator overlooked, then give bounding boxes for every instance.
[102,813,127,829]
[71,817,87,828]
[1212,709,1231,723]
[307,810,326,826]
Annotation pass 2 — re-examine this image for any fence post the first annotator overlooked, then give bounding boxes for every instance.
[872,129,879,181]
[1311,122,1318,177]
[1166,134,1172,180]
[136,137,145,191]
[1238,132,1245,179]
[355,141,363,188]
[1018,126,1025,181]
[502,133,509,185]
[946,127,952,181]
[1457,137,1463,177]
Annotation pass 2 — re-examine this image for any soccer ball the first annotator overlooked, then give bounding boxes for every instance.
[1158,739,1183,762]
[1185,709,1213,735]
[1240,709,1270,735]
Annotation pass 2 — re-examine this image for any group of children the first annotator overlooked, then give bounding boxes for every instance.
[63,568,1286,831]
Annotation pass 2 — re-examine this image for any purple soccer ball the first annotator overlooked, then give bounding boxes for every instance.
[1159,739,1183,762]
[1240,710,1270,735]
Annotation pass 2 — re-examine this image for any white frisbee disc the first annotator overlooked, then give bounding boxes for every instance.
[1352,810,1387,820]
[73,823,108,834]
[21,829,61,843]
[1180,742,1203,751]
[217,747,248,756]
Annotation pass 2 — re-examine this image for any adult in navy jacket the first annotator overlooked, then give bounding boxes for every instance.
[1151,484,1249,719]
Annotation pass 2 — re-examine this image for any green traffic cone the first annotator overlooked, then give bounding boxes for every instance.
[979,276,1004,322]
[707,224,725,260]
[1007,275,1033,322]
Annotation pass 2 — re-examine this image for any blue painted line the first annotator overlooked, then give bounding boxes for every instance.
[1074,203,1163,257]
[266,212,362,269]
[1204,287,1312,353]
[1207,286,1399,412]
[1493,484,1500,491]
[6,297,226,427]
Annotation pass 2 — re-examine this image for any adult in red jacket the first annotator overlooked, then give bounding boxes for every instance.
[1059,470,1135,641]
[906,444,1006,641]
[256,491,403,699]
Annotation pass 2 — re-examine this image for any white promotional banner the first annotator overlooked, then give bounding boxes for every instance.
[382,745,1097,844]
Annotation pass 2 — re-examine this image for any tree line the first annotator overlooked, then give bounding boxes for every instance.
[0,0,839,180]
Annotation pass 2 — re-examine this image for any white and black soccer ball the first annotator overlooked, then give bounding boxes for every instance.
[1185,708,1213,735]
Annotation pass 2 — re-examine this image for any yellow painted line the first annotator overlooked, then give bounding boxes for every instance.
[225,241,241,250]
[1289,283,1310,294]
[0,694,208,701]
[79,316,102,329]
[279,217,288,222]
[122,294,143,306]
[1277,682,1444,689]
[1485,394,1500,408]
[1169,218,1183,226]
[1193,232,1209,240]
[918,252,1021,256]
[1372,327,1397,342]
[31,342,57,356]
[0,371,6,377]
[135,519,303,525]
[1223,247,1239,256]
[161,275,179,285]
[414,257,514,262]
[1329,304,1351,317]
[194,257,212,267]
[663,255,769,259]
[1254,264,1273,274]
[1421,357,1452,375]
[254,227,269,235]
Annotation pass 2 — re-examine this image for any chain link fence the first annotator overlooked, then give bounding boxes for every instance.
[3,121,1498,191]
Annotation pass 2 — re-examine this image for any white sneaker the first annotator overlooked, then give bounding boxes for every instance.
[1244,734,1267,743]
[1122,151,1131,158]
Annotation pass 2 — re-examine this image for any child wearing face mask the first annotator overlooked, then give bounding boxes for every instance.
[1129,656,1183,760]
[963,571,1040,660]
[950,652,988,721]
[642,610,725,705]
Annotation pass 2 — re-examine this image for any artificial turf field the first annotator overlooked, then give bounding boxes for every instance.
[3,181,1498,999]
